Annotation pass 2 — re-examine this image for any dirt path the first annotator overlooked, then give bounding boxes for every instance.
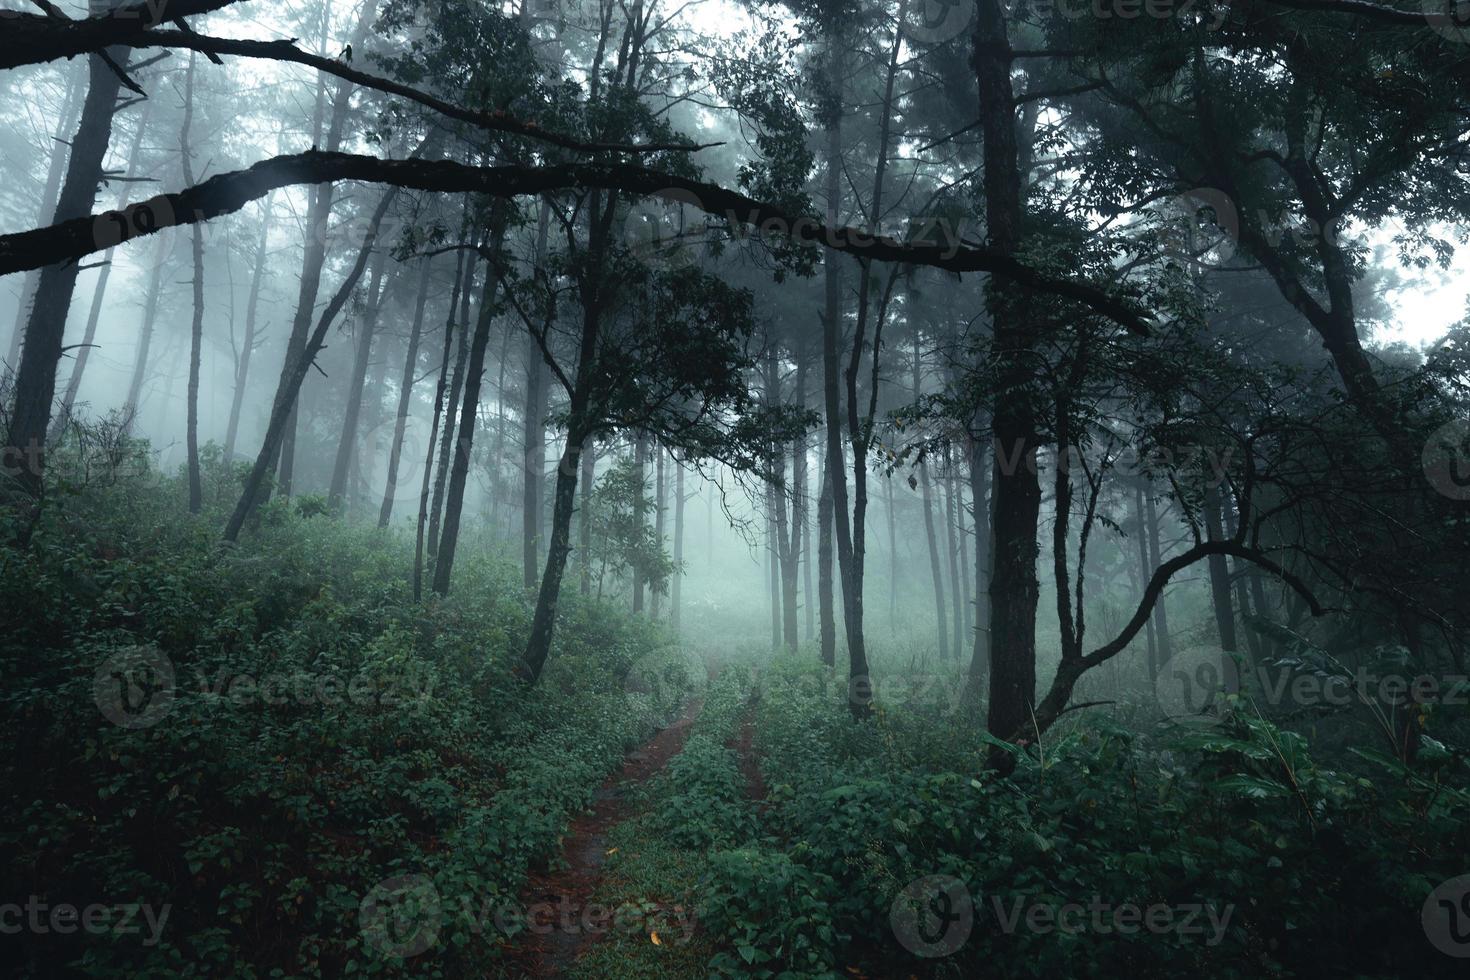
[509,697,704,977]
[728,695,766,807]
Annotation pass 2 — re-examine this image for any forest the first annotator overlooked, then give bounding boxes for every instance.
[1,0,1469,975]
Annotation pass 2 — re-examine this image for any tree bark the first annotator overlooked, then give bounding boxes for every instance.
[378,254,433,527]
[223,183,400,541]
[431,208,508,595]
[919,456,950,661]
[817,445,836,667]
[54,96,153,435]
[223,193,273,462]
[965,430,992,697]
[327,238,389,510]
[428,245,478,574]
[673,455,685,630]
[180,52,205,514]
[6,62,83,370]
[414,248,467,599]
[276,0,381,498]
[3,44,129,510]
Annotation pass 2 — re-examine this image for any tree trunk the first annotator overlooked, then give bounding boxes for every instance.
[817,446,836,667]
[673,456,685,630]
[975,0,1042,757]
[414,249,467,599]
[6,62,83,369]
[431,208,508,595]
[654,444,667,618]
[379,254,433,527]
[632,432,648,612]
[966,430,992,696]
[427,246,478,575]
[276,0,381,498]
[223,184,399,542]
[4,45,129,509]
[1145,490,1173,663]
[1133,482,1159,687]
[121,237,169,427]
[180,52,205,514]
[224,193,273,462]
[54,97,153,435]
[579,436,595,595]
[327,240,389,510]
[517,432,586,684]
[919,457,950,661]
[943,450,965,659]
[521,204,552,587]
[1203,483,1237,654]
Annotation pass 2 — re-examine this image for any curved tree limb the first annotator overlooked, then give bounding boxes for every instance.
[0,18,717,156]
[0,150,1156,334]
[1023,539,1326,739]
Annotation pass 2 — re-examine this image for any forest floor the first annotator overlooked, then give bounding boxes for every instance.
[508,697,706,977]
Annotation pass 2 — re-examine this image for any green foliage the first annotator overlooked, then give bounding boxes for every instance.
[0,455,692,978]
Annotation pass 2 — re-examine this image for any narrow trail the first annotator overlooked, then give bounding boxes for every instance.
[728,694,767,808]
[511,696,704,978]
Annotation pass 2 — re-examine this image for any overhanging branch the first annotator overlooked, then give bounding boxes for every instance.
[0,150,1156,334]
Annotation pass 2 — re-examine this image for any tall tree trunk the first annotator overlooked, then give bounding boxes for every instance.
[4,43,129,511]
[1134,482,1159,687]
[886,470,898,631]
[943,450,965,659]
[180,52,205,514]
[521,204,552,587]
[919,457,950,661]
[1203,483,1238,655]
[223,193,273,462]
[820,61,867,695]
[804,452,815,642]
[414,249,467,599]
[946,455,970,655]
[355,324,394,511]
[975,0,1041,756]
[654,444,667,618]
[579,436,595,596]
[223,184,399,542]
[379,254,433,527]
[327,241,389,510]
[632,431,648,612]
[782,356,805,650]
[431,209,508,595]
[966,431,992,695]
[54,98,153,435]
[427,246,478,575]
[673,457,685,630]
[121,236,170,427]
[1145,490,1173,662]
[6,62,83,369]
[817,446,836,667]
[276,0,381,497]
